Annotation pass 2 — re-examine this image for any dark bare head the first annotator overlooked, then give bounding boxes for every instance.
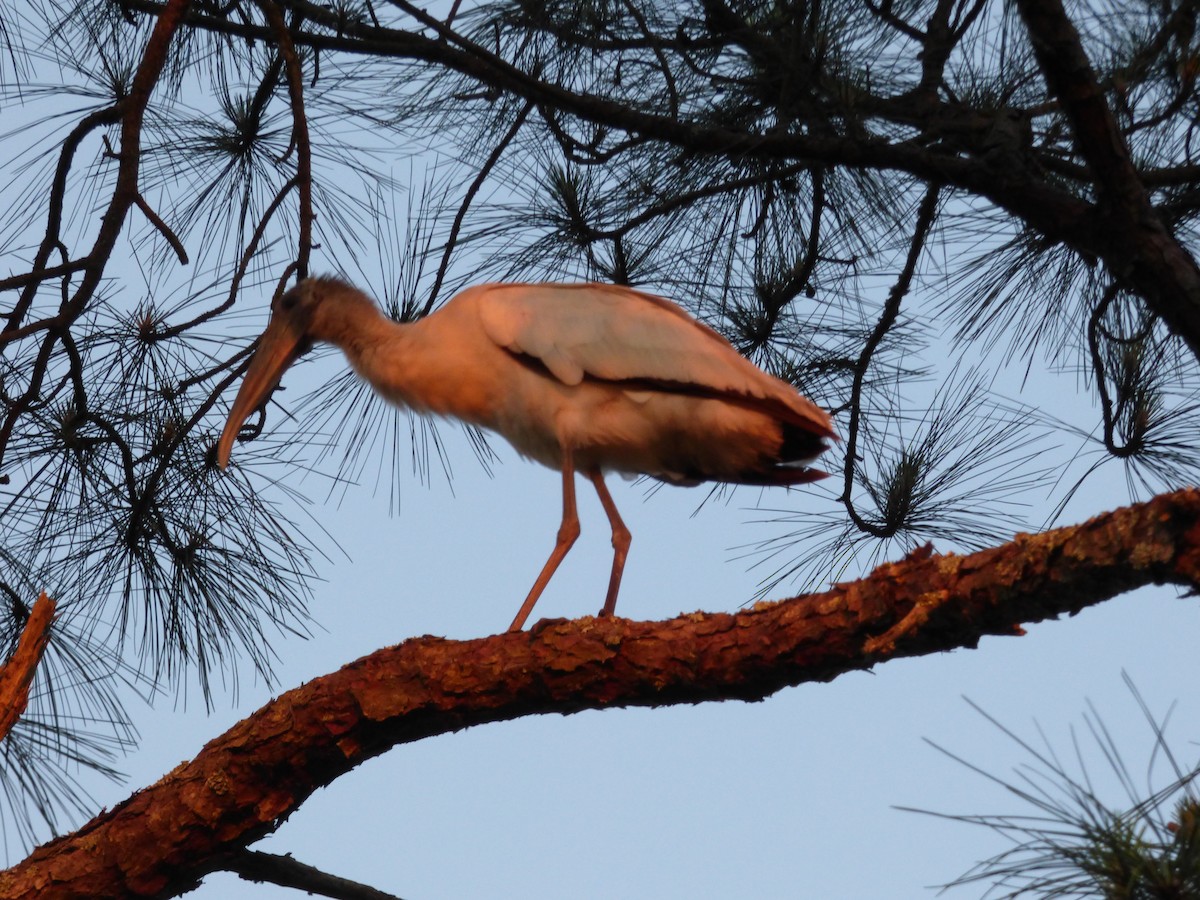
[216,277,360,468]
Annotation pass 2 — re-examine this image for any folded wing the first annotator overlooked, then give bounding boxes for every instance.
[476,283,835,438]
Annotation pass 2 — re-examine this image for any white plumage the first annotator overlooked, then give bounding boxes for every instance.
[218,277,835,631]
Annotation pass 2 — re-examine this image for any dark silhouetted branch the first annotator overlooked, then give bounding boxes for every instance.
[1017,0,1200,360]
[225,850,405,900]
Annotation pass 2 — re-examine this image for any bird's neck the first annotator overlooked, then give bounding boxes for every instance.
[309,285,406,358]
[308,286,462,414]
[304,282,501,422]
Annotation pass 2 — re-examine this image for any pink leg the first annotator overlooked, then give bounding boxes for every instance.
[587,470,631,618]
[508,451,581,632]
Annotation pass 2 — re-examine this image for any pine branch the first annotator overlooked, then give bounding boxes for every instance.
[0,0,192,471]
[225,850,405,900]
[1017,0,1200,360]
[2,489,1199,900]
[118,0,1200,366]
[0,593,56,744]
[118,0,1100,251]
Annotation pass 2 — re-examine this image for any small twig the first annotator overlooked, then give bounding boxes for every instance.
[0,259,90,297]
[423,100,533,316]
[175,342,255,393]
[81,411,141,503]
[133,192,188,265]
[159,176,298,338]
[0,592,57,744]
[840,185,940,538]
[442,0,462,33]
[760,167,826,317]
[2,106,119,335]
[258,0,313,278]
[0,312,67,347]
[620,0,678,118]
[1087,285,1148,459]
[597,162,812,242]
[863,0,925,41]
[226,849,406,900]
[0,331,58,470]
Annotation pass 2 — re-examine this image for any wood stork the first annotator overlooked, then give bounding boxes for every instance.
[217,277,835,631]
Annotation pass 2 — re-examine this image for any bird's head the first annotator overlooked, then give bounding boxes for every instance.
[215,278,337,469]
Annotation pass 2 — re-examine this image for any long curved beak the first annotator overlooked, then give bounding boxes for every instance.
[216,315,308,469]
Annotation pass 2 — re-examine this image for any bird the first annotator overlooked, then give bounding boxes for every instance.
[216,276,836,632]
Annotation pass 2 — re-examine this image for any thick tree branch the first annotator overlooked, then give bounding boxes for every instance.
[1017,0,1200,360]
[119,0,1100,254]
[3,489,1199,900]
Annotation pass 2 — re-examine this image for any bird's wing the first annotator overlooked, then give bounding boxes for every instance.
[475,283,835,437]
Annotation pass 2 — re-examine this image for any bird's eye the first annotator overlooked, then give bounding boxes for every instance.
[280,293,298,312]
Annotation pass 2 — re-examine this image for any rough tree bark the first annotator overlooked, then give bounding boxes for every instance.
[2,488,1198,900]
[0,593,56,744]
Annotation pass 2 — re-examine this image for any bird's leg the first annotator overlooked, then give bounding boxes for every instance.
[508,451,581,632]
[587,470,631,618]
